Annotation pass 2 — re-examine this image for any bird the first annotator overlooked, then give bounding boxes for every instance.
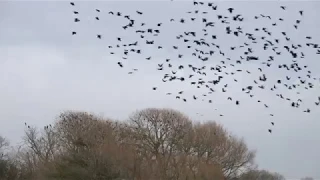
[299,10,303,16]
[152,87,157,90]
[227,8,234,13]
[268,129,272,133]
[69,2,320,135]
[304,109,311,113]
[117,62,123,68]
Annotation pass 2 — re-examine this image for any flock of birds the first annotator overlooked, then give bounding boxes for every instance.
[68,1,320,134]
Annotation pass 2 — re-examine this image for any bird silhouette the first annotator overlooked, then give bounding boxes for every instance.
[117,62,123,68]
[68,2,320,134]
[227,8,234,13]
[299,10,303,16]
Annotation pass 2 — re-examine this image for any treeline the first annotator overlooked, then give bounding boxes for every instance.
[0,108,285,180]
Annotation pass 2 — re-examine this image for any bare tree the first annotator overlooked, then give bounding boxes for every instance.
[191,121,256,179]
[22,124,58,164]
[0,108,271,180]
[125,108,194,179]
[238,169,285,180]
[301,177,314,180]
[0,135,9,179]
[0,136,9,154]
[45,111,125,180]
[0,136,21,180]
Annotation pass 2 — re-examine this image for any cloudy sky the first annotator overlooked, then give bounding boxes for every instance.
[1,0,320,179]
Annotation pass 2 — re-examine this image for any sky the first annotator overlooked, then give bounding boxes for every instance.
[0,0,320,179]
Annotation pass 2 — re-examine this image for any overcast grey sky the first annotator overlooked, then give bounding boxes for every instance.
[1,0,320,179]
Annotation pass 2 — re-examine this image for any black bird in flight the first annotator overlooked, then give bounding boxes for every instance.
[70,1,320,135]
[228,8,234,13]
[299,10,303,16]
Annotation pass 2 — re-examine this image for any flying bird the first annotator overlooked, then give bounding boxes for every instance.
[68,2,320,135]
[299,10,303,16]
[228,8,234,13]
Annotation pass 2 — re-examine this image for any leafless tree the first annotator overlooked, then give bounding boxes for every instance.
[125,108,194,179]
[191,121,256,179]
[238,169,285,180]
[301,177,314,180]
[22,124,58,164]
[0,109,285,180]
[0,136,9,154]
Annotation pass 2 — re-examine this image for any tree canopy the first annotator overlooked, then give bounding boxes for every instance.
[0,108,285,180]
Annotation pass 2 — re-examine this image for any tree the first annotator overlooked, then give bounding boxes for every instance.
[45,111,124,180]
[191,121,256,179]
[124,108,195,179]
[0,135,9,179]
[238,169,285,180]
[0,108,285,180]
[0,136,20,180]
[301,177,314,180]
